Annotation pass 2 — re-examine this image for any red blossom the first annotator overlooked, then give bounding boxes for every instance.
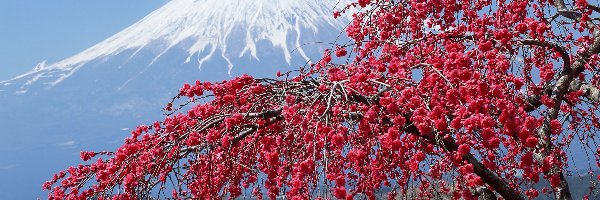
[335,46,348,57]
[44,0,600,199]
[525,137,539,148]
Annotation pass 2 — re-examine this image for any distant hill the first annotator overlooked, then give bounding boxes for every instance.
[532,171,600,200]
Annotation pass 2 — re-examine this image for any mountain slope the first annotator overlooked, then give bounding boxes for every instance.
[1,0,349,92]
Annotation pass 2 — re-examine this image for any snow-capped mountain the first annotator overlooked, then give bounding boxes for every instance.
[0,0,350,198]
[2,0,349,92]
[0,0,351,132]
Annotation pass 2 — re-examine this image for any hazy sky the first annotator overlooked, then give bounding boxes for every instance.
[0,0,168,80]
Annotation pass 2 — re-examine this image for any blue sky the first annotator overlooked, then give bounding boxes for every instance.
[0,0,168,80]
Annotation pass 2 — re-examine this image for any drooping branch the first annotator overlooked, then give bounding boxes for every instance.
[346,92,524,200]
[403,121,525,200]
[178,80,525,200]
[519,39,571,71]
[232,115,284,143]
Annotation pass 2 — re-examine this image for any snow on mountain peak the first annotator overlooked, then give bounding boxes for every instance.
[2,0,350,90]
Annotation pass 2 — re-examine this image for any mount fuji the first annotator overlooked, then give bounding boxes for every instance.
[0,0,350,198]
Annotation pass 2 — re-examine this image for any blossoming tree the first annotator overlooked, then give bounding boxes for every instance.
[44,0,600,199]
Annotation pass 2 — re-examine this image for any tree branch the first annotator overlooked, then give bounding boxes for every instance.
[525,79,600,112]
[520,39,571,71]
[403,122,524,200]
[347,94,522,200]
[589,4,600,13]
[233,115,284,143]
[536,1,600,197]
[180,109,283,156]
[553,0,583,20]
[569,79,600,103]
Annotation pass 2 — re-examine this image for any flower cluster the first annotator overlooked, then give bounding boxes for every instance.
[45,0,600,199]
